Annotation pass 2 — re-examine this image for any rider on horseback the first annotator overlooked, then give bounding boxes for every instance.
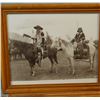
[74,27,85,43]
[72,27,89,58]
[34,25,46,57]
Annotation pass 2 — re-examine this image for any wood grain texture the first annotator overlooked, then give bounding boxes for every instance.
[1,3,100,96]
[8,90,100,97]
[1,3,100,9]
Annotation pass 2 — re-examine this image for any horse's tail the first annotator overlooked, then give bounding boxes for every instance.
[88,42,96,59]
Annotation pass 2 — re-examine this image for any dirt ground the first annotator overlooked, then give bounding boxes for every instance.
[10,50,98,81]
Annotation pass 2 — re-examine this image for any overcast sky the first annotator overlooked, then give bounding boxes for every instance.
[7,14,99,41]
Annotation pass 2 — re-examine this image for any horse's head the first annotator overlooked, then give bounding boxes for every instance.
[51,37,62,51]
[58,38,66,50]
[57,38,73,51]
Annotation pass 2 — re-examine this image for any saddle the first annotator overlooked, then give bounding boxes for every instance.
[74,40,89,59]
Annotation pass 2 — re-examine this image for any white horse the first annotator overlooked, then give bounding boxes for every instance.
[57,38,96,74]
[87,41,96,70]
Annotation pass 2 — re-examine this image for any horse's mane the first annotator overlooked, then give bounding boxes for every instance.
[60,39,69,46]
[46,34,53,46]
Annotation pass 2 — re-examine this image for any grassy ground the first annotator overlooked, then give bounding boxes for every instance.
[10,50,98,81]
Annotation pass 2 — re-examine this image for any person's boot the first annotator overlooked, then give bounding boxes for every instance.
[41,47,43,59]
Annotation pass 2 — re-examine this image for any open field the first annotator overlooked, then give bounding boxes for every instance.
[10,50,98,81]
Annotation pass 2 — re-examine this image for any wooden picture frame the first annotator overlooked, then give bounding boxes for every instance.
[1,3,100,96]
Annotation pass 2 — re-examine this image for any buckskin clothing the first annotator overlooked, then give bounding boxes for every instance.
[35,31,45,47]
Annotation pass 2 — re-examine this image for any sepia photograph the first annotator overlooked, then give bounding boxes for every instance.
[7,14,99,85]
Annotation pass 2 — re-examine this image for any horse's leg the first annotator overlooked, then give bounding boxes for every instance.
[30,65,32,75]
[37,58,41,67]
[68,57,75,75]
[30,63,35,76]
[12,53,14,60]
[70,57,75,74]
[89,54,95,71]
[54,54,58,73]
[15,53,17,60]
[20,53,22,59]
[92,54,95,70]
[11,53,13,60]
[54,54,58,64]
[12,54,14,60]
[14,53,16,60]
[31,65,36,76]
[89,56,93,71]
[37,52,42,67]
[67,58,71,74]
[37,60,41,67]
[48,57,54,73]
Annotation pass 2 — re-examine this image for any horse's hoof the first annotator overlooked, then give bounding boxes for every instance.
[31,72,35,76]
[87,68,93,72]
[55,71,58,74]
[55,69,58,74]
[49,70,53,73]
[72,71,75,75]
[32,73,35,77]
[89,69,93,72]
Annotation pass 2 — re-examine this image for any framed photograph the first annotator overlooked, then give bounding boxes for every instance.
[1,3,100,96]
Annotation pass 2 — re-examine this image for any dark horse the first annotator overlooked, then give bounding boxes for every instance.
[9,40,23,60]
[10,47,23,60]
[13,36,58,76]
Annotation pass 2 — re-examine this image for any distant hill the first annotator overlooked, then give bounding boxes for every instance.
[8,32,32,43]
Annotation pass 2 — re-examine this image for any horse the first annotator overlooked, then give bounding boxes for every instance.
[9,40,23,60]
[13,36,58,76]
[56,38,96,74]
[42,34,59,73]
